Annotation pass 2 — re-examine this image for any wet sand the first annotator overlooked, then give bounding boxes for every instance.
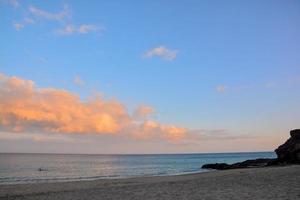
[0,165,299,200]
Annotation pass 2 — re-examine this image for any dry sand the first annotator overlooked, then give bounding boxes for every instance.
[0,165,299,200]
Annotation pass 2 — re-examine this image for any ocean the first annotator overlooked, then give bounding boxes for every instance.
[0,152,276,185]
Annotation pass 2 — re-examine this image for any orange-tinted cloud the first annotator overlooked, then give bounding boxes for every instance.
[133,105,154,119]
[0,73,187,142]
[131,120,187,142]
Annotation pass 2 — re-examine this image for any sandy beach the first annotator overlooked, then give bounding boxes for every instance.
[0,165,299,200]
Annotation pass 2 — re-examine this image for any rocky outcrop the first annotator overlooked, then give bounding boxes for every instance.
[202,129,300,170]
[202,163,231,170]
[202,158,276,170]
[275,129,300,164]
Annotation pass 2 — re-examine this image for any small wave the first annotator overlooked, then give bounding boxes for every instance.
[0,170,207,185]
[0,175,124,185]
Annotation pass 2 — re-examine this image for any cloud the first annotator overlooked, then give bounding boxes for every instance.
[143,46,178,61]
[188,129,253,141]
[0,74,130,134]
[132,120,187,142]
[12,22,24,30]
[0,73,188,142]
[73,76,85,86]
[133,105,154,119]
[9,3,104,36]
[28,5,70,21]
[216,85,228,93]
[78,24,102,34]
[0,73,250,144]
[8,0,19,8]
[55,25,75,35]
[0,0,19,8]
[56,24,103,36]
[28,4,102,36]
[12,18,34,31]
[0,131,76,143]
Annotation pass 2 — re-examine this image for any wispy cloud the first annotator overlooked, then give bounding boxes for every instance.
[143,46,178,61]
[12,18,34,31]
[12,22,24,30]
[9,3,104,37]
[28,4,71,21]
[8,0,19,8]
[56,24,104,36]
[0,131,76,143]
[78,24,102,34]
[216,85,229,93]
[188,129,253,141]
[216,81,282,94]
[0,0,20,8]
[133,105,155,119]
[73,76,85,86]
[55,25,74,35]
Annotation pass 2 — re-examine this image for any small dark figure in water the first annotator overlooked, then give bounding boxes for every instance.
[38,167,47,171]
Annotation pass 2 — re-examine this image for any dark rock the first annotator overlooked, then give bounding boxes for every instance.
[231,158,268,168]
[275,129,300,164]
[202,163,231,170]
[202,129,300,170]
[202,158,276,170]
[231,158,276,168]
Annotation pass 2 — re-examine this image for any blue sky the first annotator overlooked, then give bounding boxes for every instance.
[0,0,300,153]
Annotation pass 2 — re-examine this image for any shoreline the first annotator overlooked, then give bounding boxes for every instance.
[0,169,211,186]
[1,165,299,200]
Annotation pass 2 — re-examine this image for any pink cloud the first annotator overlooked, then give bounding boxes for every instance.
[0,73,187,142]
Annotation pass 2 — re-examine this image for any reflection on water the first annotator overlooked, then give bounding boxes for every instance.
[0,152,276,184]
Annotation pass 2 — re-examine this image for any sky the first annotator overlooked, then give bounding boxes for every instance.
[0,0,300,154]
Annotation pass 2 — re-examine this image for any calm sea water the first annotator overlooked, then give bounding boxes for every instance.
[0,152,276,185]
